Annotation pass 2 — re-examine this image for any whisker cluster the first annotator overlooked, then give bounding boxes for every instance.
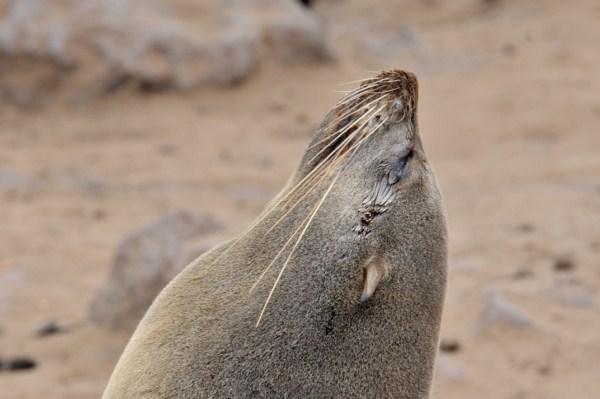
[208,71,411,326]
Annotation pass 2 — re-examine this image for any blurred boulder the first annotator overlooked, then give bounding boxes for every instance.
[88,210,224,331]
[34,317,66,337]
[358,26,421,61]
[0,268,25,312]
[0,0,334,106]
[480,290,531,330]
[436,354,466,381]
[551,276,597,309]
[264,6,333,64]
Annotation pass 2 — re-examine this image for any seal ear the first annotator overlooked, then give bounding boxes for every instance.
[360,257,389,303]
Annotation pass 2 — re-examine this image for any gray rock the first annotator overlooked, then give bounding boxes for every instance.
[0,0,334,105]
[264,4,335,64]
[88,210,224,331]
[436,354,466,381]
[34,318,65,337]
[480,290,531,330]
[0,171,32,191]
[359,26,421,60]
[551,278,597,309]
[0,268,25,312]
[554,291,596,308]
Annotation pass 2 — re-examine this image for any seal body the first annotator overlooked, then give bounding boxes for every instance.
[103,70,448,398]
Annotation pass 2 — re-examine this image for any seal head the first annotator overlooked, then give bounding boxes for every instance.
[103,69,448,399]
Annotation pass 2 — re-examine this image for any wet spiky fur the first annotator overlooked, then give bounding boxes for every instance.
[103,70,448,399]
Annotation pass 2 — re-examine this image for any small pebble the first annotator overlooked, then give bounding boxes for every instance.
[35,318,64,337]
[158,143,178,156]
[554,255,575,272]
[481,290,531,329]
[502,43,517,57]
[440,338,461,353]
[538,365,552,376]
[4,358,36,371]
[516,222,534,233]
[436,354,466,381]
[512,268,533,280]
[93,208,107,220]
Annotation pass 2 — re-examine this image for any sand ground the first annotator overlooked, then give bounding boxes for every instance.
[1,1,599,398]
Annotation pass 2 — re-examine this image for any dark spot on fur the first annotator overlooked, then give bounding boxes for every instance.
[325,307,336,335]
[355,206,386,236]
[361,211,373,225]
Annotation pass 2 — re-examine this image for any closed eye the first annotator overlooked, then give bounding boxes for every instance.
[388,148,413,185]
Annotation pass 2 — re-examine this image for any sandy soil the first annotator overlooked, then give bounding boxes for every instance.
[1,1,599,398]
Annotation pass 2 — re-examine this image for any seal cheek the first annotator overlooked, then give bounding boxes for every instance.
[360,256,389,303]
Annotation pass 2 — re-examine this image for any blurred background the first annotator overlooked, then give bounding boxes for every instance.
[0,0,599,398]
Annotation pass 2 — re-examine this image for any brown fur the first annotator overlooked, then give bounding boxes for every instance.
[103,70,448,398]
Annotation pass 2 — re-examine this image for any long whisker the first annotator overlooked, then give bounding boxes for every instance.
[285,107,385,212]
[271,152,346,231]
[206,140,344,266]
[284,103,387,211]
[255,113,391,327]
[206,79,391,271]
[272,104,388,238]
[251,148,346,291]
[337,81,384,100]
[336,86,394,106]
[347,114,390,157]
[337,77,392,86]
[306,95,389,167]
[254,126,363,292]
[336,86,381,106]
[306,95,374,151]
[321,88,390,129]
[293,108,386,210]
[255,171,341,327]
[249,213,307,293]
[337,77,375,85]
[309,101,389,167]
[307,81,392,152]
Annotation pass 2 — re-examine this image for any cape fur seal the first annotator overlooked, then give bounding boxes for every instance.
[103,69,448,398]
